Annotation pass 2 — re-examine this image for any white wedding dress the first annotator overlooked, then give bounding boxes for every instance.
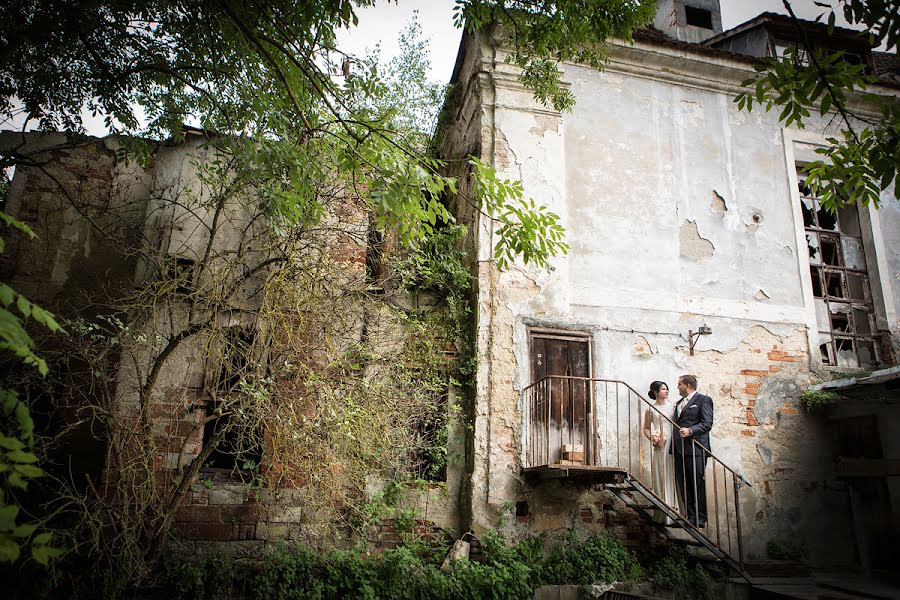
[648,402,677,525]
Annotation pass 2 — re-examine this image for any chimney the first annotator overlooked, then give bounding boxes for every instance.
[654,0,723,43]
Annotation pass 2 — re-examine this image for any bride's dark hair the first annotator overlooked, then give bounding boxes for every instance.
[648,380,667,400]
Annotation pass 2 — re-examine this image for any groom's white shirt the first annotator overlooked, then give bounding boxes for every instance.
[676,391,696,418]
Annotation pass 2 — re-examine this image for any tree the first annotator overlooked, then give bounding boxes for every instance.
[0,2,659,592]
[736,0,900,212]
[0,0,654,270]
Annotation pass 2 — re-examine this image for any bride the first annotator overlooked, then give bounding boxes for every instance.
[643,381,677,524]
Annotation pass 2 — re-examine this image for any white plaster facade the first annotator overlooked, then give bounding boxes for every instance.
[441,12,900,568]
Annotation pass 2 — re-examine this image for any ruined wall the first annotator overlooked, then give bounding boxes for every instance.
[452,30,899,566]
[2,131,466,554]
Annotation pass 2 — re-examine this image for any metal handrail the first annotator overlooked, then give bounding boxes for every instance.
[522,375,749,485]
[522,375,751,571]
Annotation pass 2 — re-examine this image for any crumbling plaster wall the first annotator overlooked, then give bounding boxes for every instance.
[3,132,465,549]
[455,31,897,566]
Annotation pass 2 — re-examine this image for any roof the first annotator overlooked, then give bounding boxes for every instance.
[811,366,900,401]
[704,11,872,48]
[873,51,900,82]
[632,27,757,65]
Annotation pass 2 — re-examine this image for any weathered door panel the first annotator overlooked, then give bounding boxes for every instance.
[529,332,591,465]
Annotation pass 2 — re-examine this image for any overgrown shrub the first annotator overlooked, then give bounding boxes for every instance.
[799,389,841,412]
[649,551,716,600]
[163,532,657,600]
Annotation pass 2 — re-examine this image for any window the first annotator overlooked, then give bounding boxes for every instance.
[799,177,880,368]
[203,325,263,471]
[684,6,714,30]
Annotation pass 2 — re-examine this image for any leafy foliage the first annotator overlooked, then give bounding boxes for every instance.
[735,1,900,212]
[457,0,657,111]
[766,538,808,561]
[166,532,649,600]
[0,211,64,565]
[0,0,651,271]
[799,388,842,411]
[649,550,716,600]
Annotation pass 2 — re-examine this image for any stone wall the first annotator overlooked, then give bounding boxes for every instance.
[2,131,465,552]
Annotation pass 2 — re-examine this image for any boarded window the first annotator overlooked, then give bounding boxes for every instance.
[799,173,880,368]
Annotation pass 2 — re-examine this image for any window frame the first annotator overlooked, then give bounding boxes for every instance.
[783,129,896,371]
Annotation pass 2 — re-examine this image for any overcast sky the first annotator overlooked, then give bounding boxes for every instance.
[338,0,860,85]
[4,1,862,136]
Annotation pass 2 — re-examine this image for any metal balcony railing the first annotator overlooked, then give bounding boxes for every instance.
[523,376,750,573]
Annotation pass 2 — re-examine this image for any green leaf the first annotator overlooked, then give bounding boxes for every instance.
[12,523,37,538]
[0,505,19,530]
[6,450,38,464]
[0,285,14,307]
[0,536,21,562]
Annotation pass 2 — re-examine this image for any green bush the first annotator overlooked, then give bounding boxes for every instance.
[798,389,841,412]
[649,551,715,600]
[163,531,650,600]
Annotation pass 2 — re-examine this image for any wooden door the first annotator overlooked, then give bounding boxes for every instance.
[529,330,591,465]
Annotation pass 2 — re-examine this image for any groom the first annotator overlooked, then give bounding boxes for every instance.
[672,374,713,528]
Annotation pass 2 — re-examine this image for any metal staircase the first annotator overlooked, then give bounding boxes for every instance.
[522,376,752,581]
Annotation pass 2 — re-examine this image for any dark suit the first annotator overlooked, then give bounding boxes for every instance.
[671,392,713,527]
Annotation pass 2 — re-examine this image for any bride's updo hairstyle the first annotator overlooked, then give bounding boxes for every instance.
[648,381,667,400]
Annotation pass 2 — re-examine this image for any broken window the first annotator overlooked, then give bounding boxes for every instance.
[411,388,450,482]
[799,174,880,368]
[166,256,197,295]
[203,324,263,472]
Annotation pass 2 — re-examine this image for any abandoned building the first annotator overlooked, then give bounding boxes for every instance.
[438,0,900,578]
[1,0,899,586]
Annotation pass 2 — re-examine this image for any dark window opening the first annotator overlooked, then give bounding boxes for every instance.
[516,501,530,517]
[168,257,197,295]
[411,389,449,482]
[820,237,841,266]
[825,271,845,299]
[365,216,385,291]
[810,269,823,297]
[217,327,256,393]
[684,6,714,29]
[799,171,880,368]
[203,326,263,472]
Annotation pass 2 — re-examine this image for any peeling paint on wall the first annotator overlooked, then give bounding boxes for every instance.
[679,219,715,260]
[754,289,770,301]
[711,190,727,215]
[528,114,560,138]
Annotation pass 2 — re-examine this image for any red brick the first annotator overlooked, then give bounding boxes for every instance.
[769,366,781,373]
[232,523,256,540]
[746,410,760,426]
[778,406,799,415]
[740,430,756,437]
[175,505,221,523]
[220,504,262,523]
[743,383,762,394]
[175,522,233,541]
[740,370,769,377]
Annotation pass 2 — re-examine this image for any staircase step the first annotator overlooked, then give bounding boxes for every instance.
[662,527,703,546]
[744,560,811,578]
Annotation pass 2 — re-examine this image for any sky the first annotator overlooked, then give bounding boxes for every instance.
[338,0,861,86]
[3,1,863,136]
